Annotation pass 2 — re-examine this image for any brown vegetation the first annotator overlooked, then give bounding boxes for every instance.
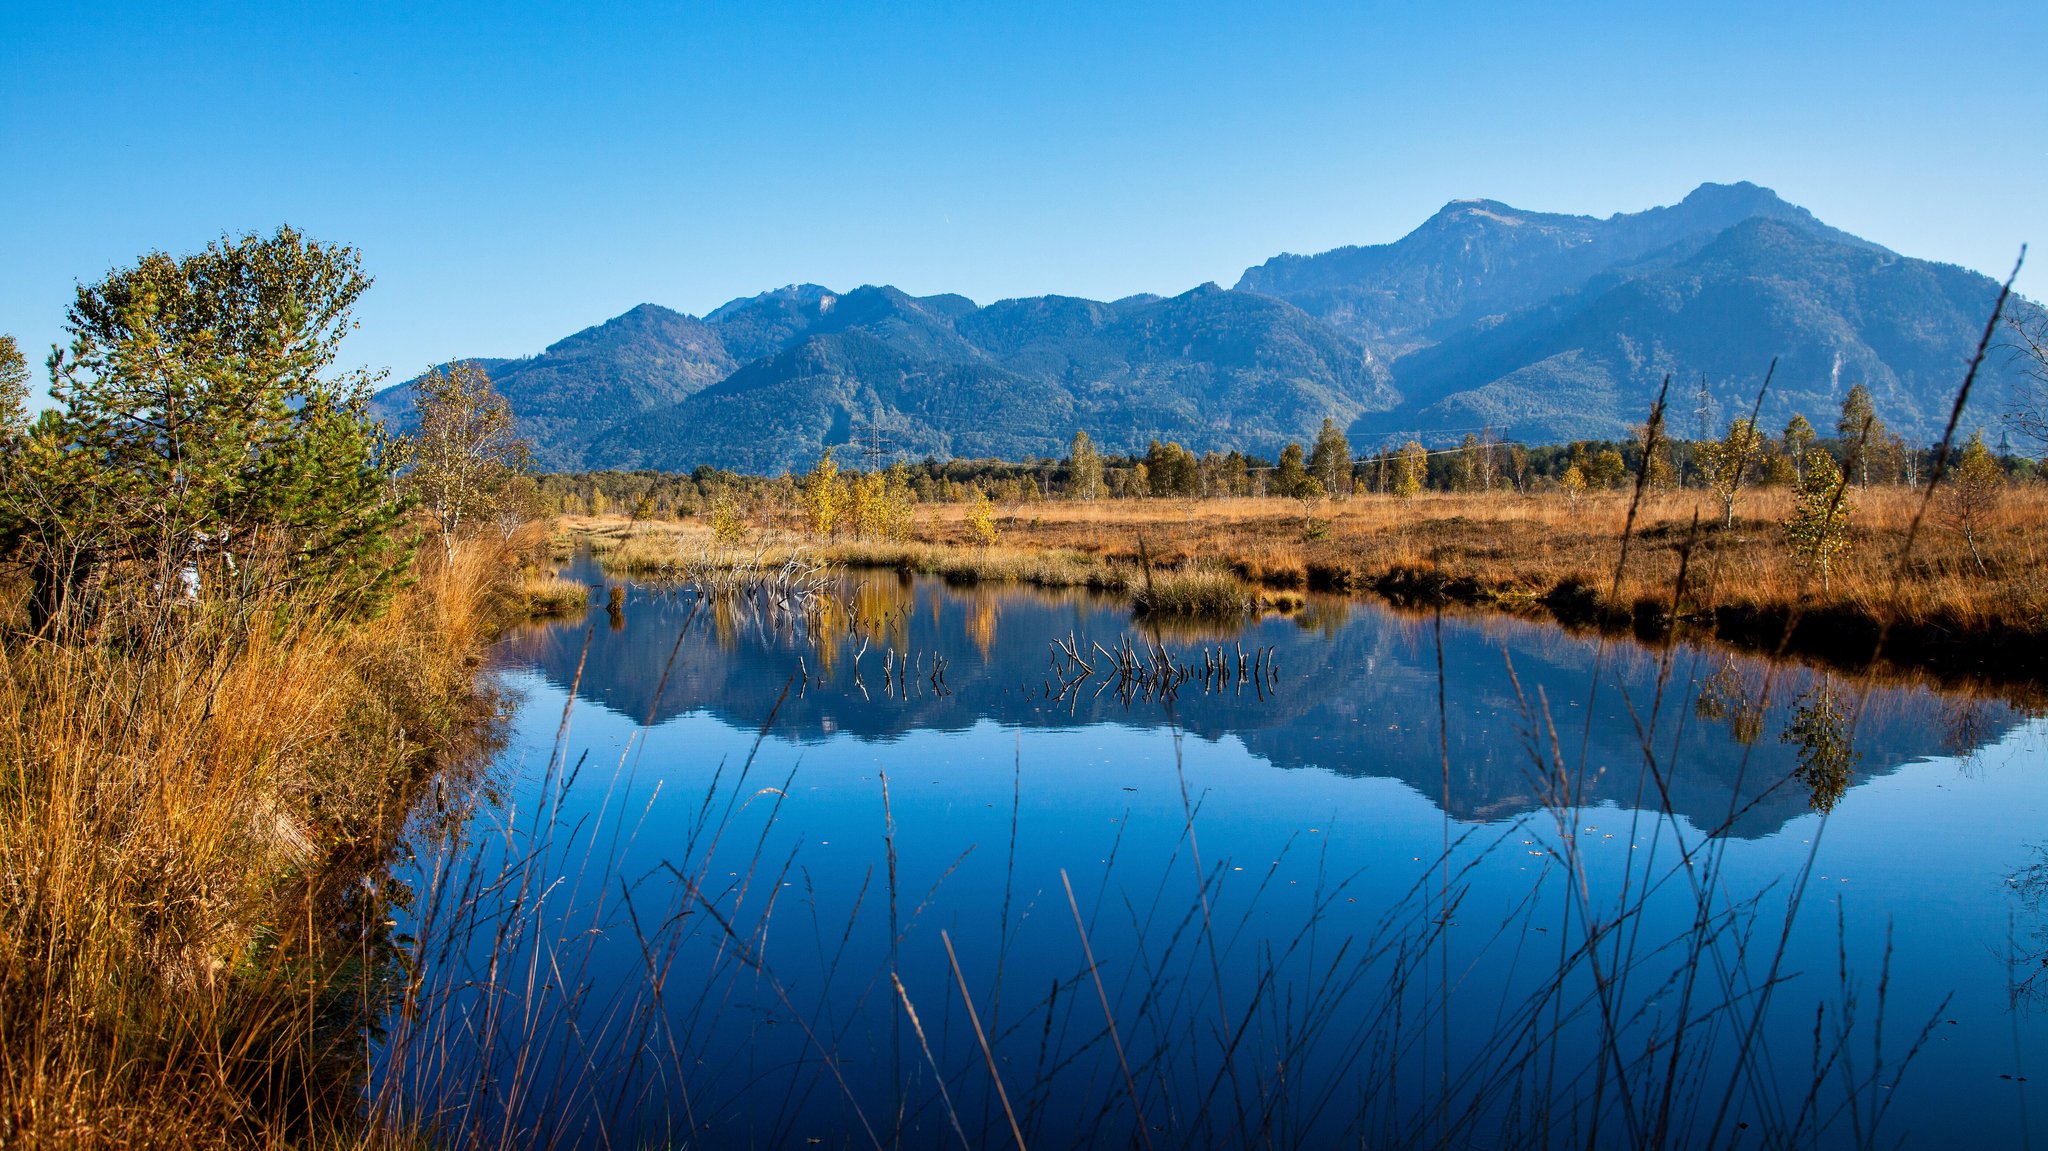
[0,531,532,1149]
[934,489,2048,681]
[580,479,2048,686]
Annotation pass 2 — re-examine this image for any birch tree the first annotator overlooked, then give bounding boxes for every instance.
[394,360,529,562]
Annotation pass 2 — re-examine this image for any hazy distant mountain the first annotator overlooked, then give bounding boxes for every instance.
[375,304,738,470]
[1236,182,1868,357]
[373,181,2038,470]
[1355,217,2030,445]
[1238,180,2035,447]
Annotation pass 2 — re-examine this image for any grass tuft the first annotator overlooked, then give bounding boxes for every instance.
[1132,566,1254,617]
[515,571,591,616]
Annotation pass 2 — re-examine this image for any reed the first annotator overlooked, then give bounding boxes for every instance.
[0,529,525,1149]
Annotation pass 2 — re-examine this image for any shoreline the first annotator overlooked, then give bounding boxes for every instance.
[563,490,2048,705]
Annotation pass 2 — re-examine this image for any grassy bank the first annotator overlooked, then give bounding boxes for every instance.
[0,531,542,1148]
[569,483,2048,683]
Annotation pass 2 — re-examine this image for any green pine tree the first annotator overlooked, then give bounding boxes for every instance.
[4,228,410,625]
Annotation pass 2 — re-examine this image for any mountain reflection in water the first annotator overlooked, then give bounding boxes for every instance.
[497,557,2027,837]
[383,553,2048,1150]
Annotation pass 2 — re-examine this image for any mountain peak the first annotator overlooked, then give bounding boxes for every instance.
[706,283,840,322]
[1428,198,1538,225]
[1674,180,1786,215]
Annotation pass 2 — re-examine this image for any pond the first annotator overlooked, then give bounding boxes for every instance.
[379,553,2048,1149]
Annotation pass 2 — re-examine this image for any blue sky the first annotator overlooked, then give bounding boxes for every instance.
[3,1,2042,396]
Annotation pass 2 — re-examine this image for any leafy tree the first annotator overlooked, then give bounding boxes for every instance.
[1291,474,1327,526]
[1785,447,1852,593]
[708,493,749,546]
[1204,449,1252,497]
[1941,431,2003,575]
[966,487,999,546]
[848,467,888,539]
[1783,413,1817,484]
[1836,383,1888,488]
[1460,430,1503,492]
[1065,430,1104,499]
[1274,442,1310,498]
[799,448,841,536]
[1392,440,1428,498]
[1144,440,1199,496]
[1308,417,1352,497]
[1628,421,1676,489]
[1695,418,1766,527]
[1506,443,1531,492]
[393,361,530,561]
[881,461,917,539]
[1589,447,1629,490]
[4,227,408,626]
[0,335,28,437]
[1445,435,1478,492]
[1559,464,1588,507]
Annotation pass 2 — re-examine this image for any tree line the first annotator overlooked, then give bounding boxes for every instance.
[537,385,2040,521]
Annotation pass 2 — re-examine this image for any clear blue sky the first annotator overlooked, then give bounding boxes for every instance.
[3,1,2042,398]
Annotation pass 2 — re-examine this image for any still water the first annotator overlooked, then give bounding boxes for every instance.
[387,555,2048,1149]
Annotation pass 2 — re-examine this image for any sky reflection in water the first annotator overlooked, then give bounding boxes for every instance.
[439,559,2048,1148]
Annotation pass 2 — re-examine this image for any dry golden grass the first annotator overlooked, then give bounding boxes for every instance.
[0,530,526,1149]
[940,488,2048,678]
[1131,565,1255,617]
[514,571,590,616]
[593,482,2048,682]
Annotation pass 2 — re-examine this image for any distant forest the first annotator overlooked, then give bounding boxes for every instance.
[538,386,2042,519]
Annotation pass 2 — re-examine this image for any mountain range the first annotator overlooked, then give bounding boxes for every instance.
[373,182,2040,472]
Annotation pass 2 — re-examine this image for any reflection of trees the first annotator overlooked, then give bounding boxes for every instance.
[1293,598,1350,639]
[966,592,1000,661]
[1940,696,1997,773]
[1695,656,1767,746]
[2008,847,2048,1006]
[850,575,914,653]
[1779,678,1860,813]
[510,562,2027,839]
[809,596,843,678]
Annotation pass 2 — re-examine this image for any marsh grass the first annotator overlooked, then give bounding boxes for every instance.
[0,530,524,1149]
[584,470,2048,687]
[908,487,2048,667]
[1131,565,1254,618]
[514,571,590,616]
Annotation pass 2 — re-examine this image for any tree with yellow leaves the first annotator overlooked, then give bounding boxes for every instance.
[966,487,999,547]
[1696,417,1766,528]
[799,448,841,537]
[1941,431,2003,575]
[1785,448,1852,593]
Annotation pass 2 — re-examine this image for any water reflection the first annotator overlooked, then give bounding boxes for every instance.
[1781,677,1861,813]
[499,557,2031,835]
[389,555,2048,1149]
